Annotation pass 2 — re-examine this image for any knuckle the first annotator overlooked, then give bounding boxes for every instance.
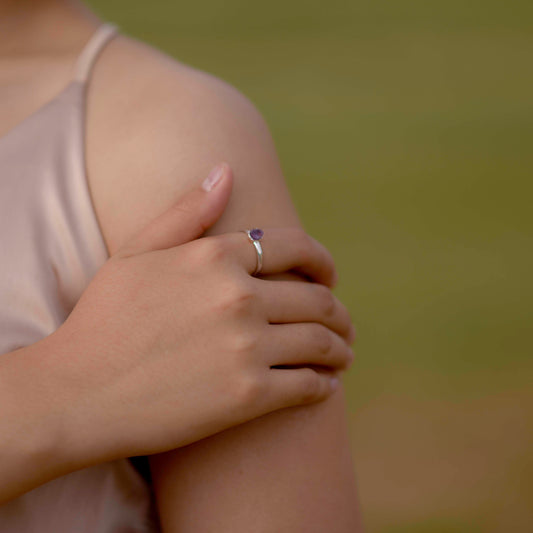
[170,202,211,236]
[316,284,335,317]
[335,301,354,338]
[232,330,258,357]
[295,230,313,262]
[298,369,321,403]
[222,283,257,315]
[169,199,195,219]
[284,227,310,263]
[339,300,352,323]
[196,236,230,264]
[313,324,333,355]
[234,372,263,405]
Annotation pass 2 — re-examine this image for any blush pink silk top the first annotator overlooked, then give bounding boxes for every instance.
[0,23,161,532]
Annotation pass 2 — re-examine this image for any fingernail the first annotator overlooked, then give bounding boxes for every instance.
[330,376,340,392]
[202,163,225,192]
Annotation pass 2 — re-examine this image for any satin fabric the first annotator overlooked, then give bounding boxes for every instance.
[0,23,160,532]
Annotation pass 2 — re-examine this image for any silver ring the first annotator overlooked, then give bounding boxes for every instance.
[243,228,264,275]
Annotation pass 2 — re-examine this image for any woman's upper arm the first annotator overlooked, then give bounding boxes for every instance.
[86,36,361,532]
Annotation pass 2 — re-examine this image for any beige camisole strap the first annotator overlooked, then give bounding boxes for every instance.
[74,23,119,83]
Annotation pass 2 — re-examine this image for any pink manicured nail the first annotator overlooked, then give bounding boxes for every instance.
[202,163,225,191]
[330,376,340,391]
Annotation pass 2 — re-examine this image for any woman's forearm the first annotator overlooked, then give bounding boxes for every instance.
[0,332,95,504]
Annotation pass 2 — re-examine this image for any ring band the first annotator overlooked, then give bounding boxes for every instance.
[243,228,264,275]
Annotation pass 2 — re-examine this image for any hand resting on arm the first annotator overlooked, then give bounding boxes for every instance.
[0,163,355,504]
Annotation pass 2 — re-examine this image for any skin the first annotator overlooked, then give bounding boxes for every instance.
[0,1,363,530]
[0,169,354,504]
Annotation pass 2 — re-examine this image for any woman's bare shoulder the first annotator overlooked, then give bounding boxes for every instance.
[86,33,292,256]
[84,35,360,530]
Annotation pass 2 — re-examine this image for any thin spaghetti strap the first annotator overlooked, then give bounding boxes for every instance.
[73,23,119,84]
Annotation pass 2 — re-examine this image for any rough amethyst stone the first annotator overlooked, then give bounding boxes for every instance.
[250,228,264,240]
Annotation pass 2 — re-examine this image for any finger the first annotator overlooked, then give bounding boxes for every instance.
[217,227,338,288]
[116,162,233,258]
[256,279,354,343]
[348,323,357,345]
[263,323,354,370]
[266,367,340,410]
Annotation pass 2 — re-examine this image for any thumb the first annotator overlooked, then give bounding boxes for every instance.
[116,162,232,258]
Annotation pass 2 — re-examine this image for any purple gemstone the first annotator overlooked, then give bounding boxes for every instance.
[250,228,264,240]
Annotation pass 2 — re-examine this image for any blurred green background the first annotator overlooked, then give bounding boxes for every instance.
[87,1,533,530]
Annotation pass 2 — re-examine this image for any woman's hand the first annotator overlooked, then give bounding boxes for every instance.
[49,162,356,465]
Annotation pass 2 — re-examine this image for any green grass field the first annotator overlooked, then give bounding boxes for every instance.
[88,1,533,530]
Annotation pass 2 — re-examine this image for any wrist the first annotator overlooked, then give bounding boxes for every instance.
[0,334,90,501]
[40,326,121,469]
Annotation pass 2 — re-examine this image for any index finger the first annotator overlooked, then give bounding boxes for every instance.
[223,227,339,287]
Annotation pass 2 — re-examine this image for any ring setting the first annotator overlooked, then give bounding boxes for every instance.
[243,228,264,275]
